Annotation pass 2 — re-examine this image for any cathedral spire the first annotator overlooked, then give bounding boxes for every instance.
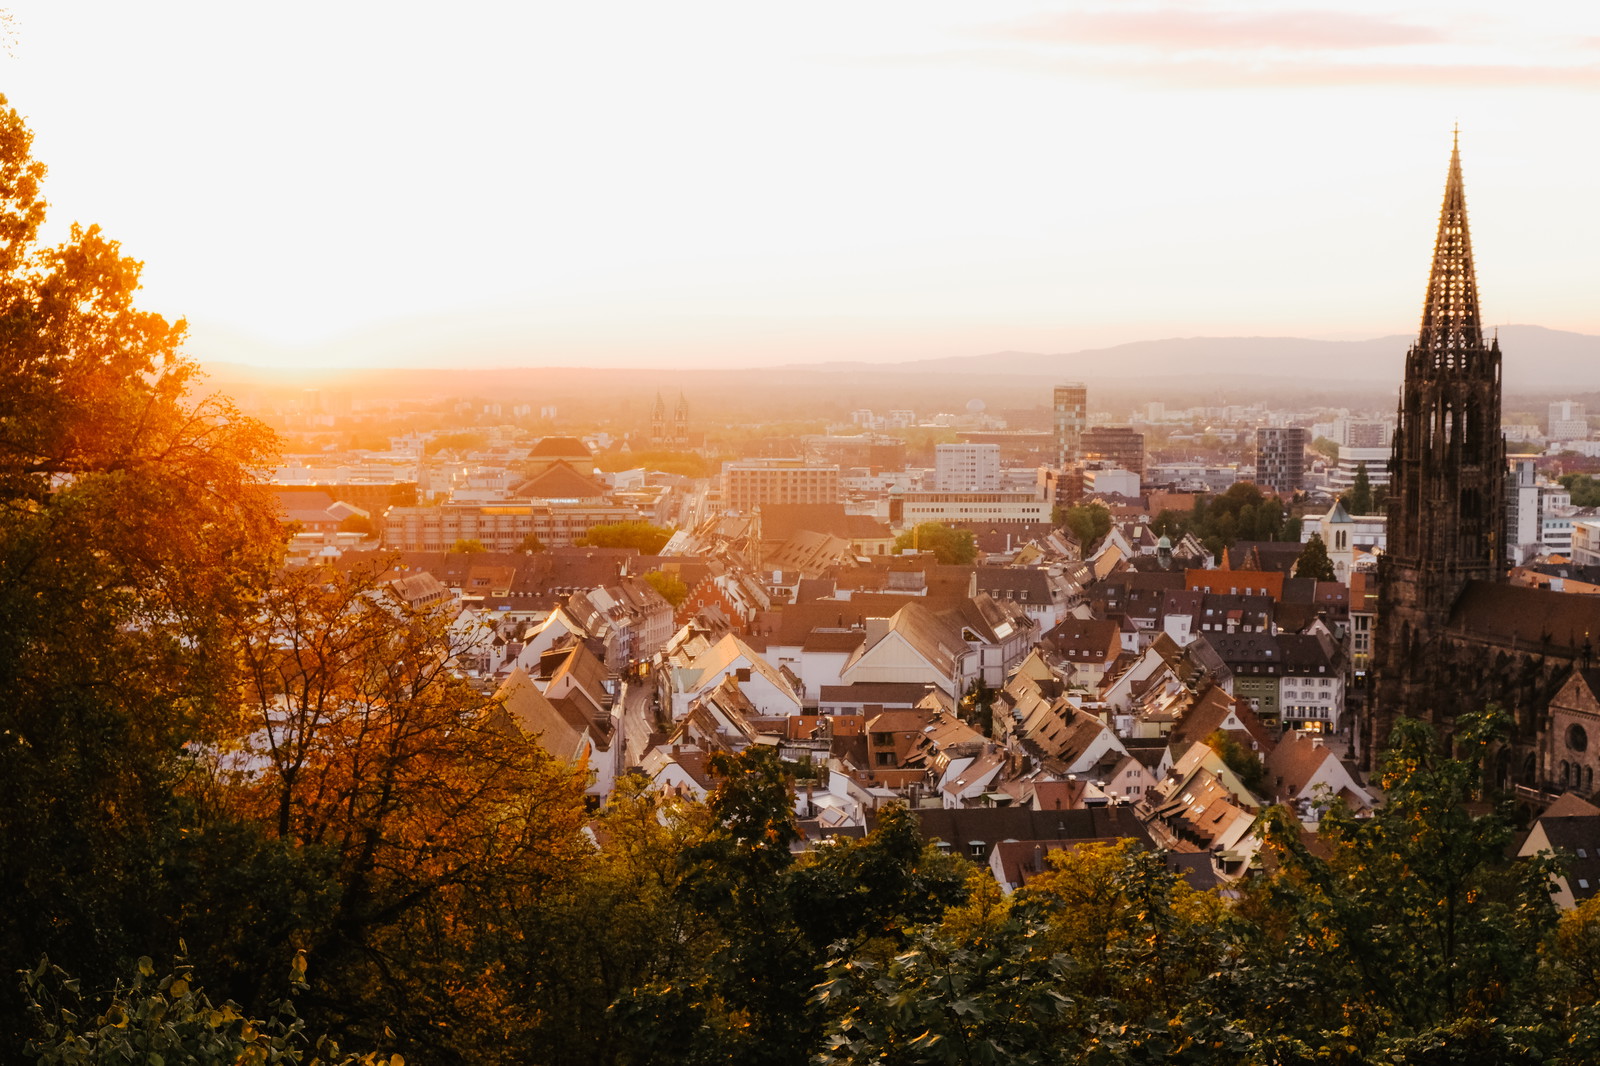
[1416,128,1485,359]
[1371,131,1507,763]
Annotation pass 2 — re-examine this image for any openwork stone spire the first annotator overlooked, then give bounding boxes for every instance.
[1372,131,1507,762]
[1416,129,1485,363]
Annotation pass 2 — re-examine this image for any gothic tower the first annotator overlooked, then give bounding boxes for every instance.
[672,392,690,445]
[650,391,667,444]
[1370,133,1506,759]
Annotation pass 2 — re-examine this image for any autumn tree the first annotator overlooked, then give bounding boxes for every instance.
[0,95,286,1044]
[227,560,590,1060]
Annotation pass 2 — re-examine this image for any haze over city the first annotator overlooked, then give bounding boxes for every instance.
[5,0,1600,371]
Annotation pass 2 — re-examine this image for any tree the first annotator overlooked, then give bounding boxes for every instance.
[959,677,996,736]
[574,520,673,554]
[671,746,817,1065]
[19,953,387,1065]
[1293,531,1336,581]
[516,531,546,553]
[893,522,978,564]
[227,560,590,1058]
[1058,503,1112,551]
[1203,729,1269,798]
[1343,461,1374,515]
[1236,707,1562,1061]
[1312,435,1341,461]
[499,776,723,1065]
[449,537,486,553]
[0,95,285,1045]
[337,512,376,536]
[642,568,689,608]
[786,805,968,954]
[424,431,488,456]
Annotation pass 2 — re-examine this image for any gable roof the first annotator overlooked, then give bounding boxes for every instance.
[494,667,596,762]
[510,460,611,500]
[528,436,593,458]
[846,601,969,680]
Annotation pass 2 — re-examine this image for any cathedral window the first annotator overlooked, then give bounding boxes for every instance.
[1570,724,1590,754]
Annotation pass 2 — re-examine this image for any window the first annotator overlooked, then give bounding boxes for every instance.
[1572,724,1590,753]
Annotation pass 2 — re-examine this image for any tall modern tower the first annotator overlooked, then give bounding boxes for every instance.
[1053,383,1086,466]
[1370,134,1507,757]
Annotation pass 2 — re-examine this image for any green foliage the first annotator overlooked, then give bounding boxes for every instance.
[1057,503,1112,551]
[1561,473,1600,508]
[575,520,674,554]
[1294,531,1337,581]
[516,531,546,553]
[19,953,388,1065]
[424,431,488,456]
[449,537,486,553]
[959,678,996,736]
[894,522,978,564]
[596,449,712,478]
[1234,707,1564,1061]
[1204,729,1269,798]
[1312,435,1341,461]
[642,569,689,608]
[1166,481,1299,556]
[813,901,1078,1065]
[786,806,969,952]
[336,512,376,536]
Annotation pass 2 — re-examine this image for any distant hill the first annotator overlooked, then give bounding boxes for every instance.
[190,324,1600,422]
[764,325,1599,393]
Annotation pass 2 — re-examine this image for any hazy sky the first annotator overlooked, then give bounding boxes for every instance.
[4,1,1598,369]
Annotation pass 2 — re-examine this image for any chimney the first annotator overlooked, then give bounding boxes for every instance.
[865,617,890,644]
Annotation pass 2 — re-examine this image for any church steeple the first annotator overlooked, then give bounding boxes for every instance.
[1369,132,1507,761]
[1416,128,1486,359]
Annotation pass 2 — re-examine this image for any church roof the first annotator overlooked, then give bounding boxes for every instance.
[1449,581,1600,657]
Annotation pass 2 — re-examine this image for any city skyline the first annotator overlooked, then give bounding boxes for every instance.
[4,0,1599,370]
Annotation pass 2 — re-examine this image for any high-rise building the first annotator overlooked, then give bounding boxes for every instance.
[1372,135,1507,756]
[934,443,1001,492]
[1549,400,1588,442]
[1255,427,1307,495]
[1053,383,1086,466]
[1081,426,1145,477]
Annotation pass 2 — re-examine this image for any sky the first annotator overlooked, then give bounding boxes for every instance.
[2,1,1598,370]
